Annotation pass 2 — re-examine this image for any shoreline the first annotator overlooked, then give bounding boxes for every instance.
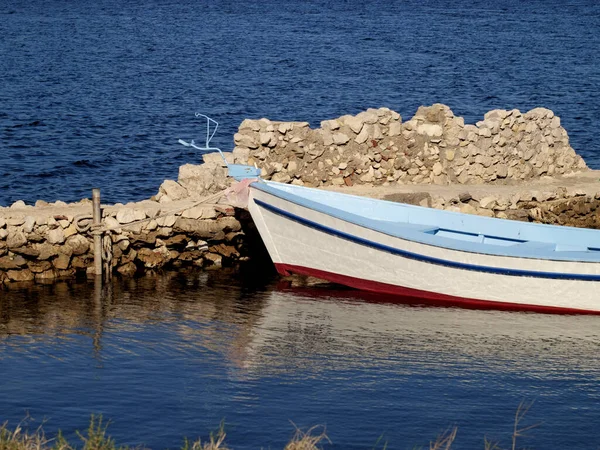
[2,105,600,286]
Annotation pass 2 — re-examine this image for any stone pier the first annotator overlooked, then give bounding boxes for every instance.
[2,104,600,286]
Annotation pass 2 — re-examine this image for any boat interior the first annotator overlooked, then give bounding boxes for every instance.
[253,181,600,261]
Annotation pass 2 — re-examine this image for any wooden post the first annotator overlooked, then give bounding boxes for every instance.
[92,188,102,279]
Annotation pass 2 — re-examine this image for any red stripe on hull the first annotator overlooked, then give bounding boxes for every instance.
[275,263,600,315]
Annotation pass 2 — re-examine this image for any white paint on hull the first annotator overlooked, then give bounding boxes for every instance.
[249,187,600,312]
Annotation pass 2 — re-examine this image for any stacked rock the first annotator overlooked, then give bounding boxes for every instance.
[388,187,600,229]
[231,105,587,187]
[0,199,248,285]
[155,152,234,202]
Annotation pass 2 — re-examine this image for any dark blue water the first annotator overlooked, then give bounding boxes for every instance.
[1,0,600,206]
[3,2,600,448]
[2,271,600,450]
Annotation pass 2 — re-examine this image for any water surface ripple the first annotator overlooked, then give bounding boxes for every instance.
[2,270,600,449]
[1,0,599,205]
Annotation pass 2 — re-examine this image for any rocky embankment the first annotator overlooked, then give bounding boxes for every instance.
[229,104,587,186]
[1,104,599,285]
[0,196,254,285]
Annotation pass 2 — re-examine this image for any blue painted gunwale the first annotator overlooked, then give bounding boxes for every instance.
[251,181,600,264]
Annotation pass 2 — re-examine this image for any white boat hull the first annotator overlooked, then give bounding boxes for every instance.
[248,185,600,314]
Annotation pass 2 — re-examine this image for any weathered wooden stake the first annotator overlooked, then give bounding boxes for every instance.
[92,188,102,279]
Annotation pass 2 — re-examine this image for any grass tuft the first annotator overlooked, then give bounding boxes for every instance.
[0,402,541,450]
[429,427,457,450]
[0,418,50,450]
[182,422,228,450]
[284,424,330,450]
[76,415,122,450]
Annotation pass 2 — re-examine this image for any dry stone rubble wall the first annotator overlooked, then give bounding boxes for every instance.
[0,199,251,285]
[1,104,597,285]
[230,104,587,187]
[386,187,600,229]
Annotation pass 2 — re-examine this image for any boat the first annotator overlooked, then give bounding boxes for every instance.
[246,180,600,315]
[181,114,600,315]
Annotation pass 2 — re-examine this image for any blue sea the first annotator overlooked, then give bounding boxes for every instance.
[2,1,600,449]
[1,0,600,206]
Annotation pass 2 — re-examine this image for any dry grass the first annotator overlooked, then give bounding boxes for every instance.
[425,400,541,450]
[0,417,50,450]
[284,425,329,450]
[0,403,541,450]
[182,422,229,450]
[429,427,457,450]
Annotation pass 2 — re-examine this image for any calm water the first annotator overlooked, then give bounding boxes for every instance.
[2,269,600,449]
[3,1,600,448]
[1,0,600,205]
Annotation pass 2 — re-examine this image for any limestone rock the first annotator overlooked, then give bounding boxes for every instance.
[11,245,40,257]
[234,133,258,149]
[7,269,34,282]
[23,216,36,233]
[159,180,189,201]
[66,234,90,256]
[203,151,233,165]
[354,126,370,144]
[479,196,497,209]
[496,164,508,178]
[35,243,58,260]
[145,219,158,231]
[104,216,122,232]
[28,260,53,273]
[459,203,477,215]
[232,146,251,163]
[271,173,291,183]
[174,216,241,238]
[177,163,229,197]
[7,217,25,226]
[333,133,350,145]
[204,253,223,267]
[116,209,146,225]
[182,206,204,220]
[260,131,276,147]
[239,119,261,131]
[52,253,71,270]
[136,247,170,268]
[7,230,27,249]
[10,200,26,209]
[35,270,56,281]
[388,122,402,137]
[0,255,27,270]
[117,262,137,276]
[417,124,443,137]
[321,119,340,130]
[344,116,364,134]
[156,215,177,227]
[47,227,66,244]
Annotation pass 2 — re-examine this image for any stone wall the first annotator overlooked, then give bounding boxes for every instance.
[155,154,233,202]
[230,104,587,187]
[0,198,253,285]
[1,104,597,285]
[384,187,600,229]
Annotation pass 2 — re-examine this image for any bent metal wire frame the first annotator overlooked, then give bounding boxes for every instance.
[178,113,260,181]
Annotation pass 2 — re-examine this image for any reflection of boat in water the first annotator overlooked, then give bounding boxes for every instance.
[247,181,600,315]
[2,271,600,378]
[237,283,600,376]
